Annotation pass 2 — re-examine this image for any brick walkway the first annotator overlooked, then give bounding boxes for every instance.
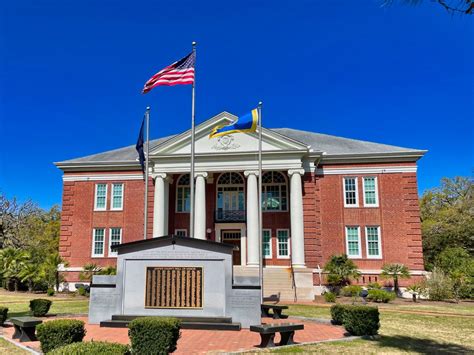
[2,316,346,354]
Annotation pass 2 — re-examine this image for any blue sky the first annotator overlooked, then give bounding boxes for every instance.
[1,0,472,209]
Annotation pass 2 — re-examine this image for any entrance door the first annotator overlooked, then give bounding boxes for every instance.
[222,230,241,266]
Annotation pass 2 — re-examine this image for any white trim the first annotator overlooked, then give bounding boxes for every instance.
[345,226,362,259]
[317,166,417,175]
[94,183,107,211]
[262,228,272,259]
[343,177,359,208]
[91,228,105,257]
[58,266,84,272]
[362,176,379,207]
[365,226,382,259]
[276,229,290,259]
[111,183,124,211]
[63,174,143,182]
[108,227,122,257]
[174,229,187,237]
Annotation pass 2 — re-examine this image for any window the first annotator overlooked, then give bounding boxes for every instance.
[363,177,378,207]
[262,172,288,211]
[262,229,272,258]
[175,229,187,237]
[277,229,290,258]
[366,226,382,258]
[176,175,191,212]
[94,184,107,210]
[343,177,358,207]
[345,226,361,258]
[92,228,105,257]
[216,173,245,221]
[108,228,122,257]
[111,183,124,210]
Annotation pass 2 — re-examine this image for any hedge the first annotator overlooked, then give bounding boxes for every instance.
[49,341,130,354]
[367,289,396,303]
[341,285,363,297]
[343,305,380,336]
[30,299,52,317]
[324,291,336,303]
[0,307,8,326]
[330,304,348,325]
[36,319,86,353]
[129,317,181,354]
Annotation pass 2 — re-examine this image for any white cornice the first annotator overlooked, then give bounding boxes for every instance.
[316,166,417,175]
[63,174,144,182]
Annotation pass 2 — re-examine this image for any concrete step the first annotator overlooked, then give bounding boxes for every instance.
[111,315,233,323]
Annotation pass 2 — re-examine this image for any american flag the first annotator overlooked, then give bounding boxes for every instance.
[142,51,195,94]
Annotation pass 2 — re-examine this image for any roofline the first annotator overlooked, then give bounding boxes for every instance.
[317,150,428,164]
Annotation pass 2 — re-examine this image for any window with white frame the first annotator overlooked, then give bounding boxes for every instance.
[277,229,290,258]
[176,175,191,212]
[262,172,288,211]
[108,228,122,257]
[94,184,107,210]
[363,177,378,207]
[262,229,272,258]
[343,177,358,207]
[92,228,105,257]
[366,226,382,258]
[111,183,124,210]
[175,229,187,237]
[345,226,361,258]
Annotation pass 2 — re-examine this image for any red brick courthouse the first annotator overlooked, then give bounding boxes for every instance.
[55,112,427,299]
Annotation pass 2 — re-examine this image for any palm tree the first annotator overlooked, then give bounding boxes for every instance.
[324,254,361,291]
[381,263,411,295]
[79,263,102,282]
[41,253,68,291]
[0,248,30,291]
[19,262,41,292]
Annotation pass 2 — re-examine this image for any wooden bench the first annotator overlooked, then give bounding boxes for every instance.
[250,323,304,347]
[261,304,289,319]
[10,317,42,342]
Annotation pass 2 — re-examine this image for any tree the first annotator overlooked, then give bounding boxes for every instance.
[41,253,68,291]
[383,0,473,15]
[435,247,474,300]
[79,263,102,282]
[381,263,411,295]
[0,248,30,291]
[420,177,473,270]
[19,262,42,292]
[324,254,361,291]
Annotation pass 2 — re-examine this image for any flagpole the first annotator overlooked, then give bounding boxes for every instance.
[258,101,264,303]
[144,106,150,239]
[189,42,197,238]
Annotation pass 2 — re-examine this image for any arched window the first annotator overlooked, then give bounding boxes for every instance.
[176,174,190,212]
[216,172,245,221]
[262,171,288,211]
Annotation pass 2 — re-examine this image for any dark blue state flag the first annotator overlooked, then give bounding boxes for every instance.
[136,118,146,173]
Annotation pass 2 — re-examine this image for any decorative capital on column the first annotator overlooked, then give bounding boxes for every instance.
[194,172,208,178]
[244,170,259,177]
[153,173,168,180]
[288,168,305,177]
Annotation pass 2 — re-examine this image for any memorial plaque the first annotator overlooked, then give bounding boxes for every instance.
[145,267,203,308]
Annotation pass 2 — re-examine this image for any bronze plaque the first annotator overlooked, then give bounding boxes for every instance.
[145,266,203,308]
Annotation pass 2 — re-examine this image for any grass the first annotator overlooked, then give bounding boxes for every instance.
[0,337,29,354]
[265,302,474,354]
[0,290,89,318]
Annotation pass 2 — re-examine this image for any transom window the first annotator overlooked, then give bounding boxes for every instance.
[262,172,288,211]
[176,174,190,212]
[277,229,290,258]
[92,228,105,257]
[345,226,361,258]
[218,172,244,185]
[111,183,124,210]
[363,177,378,207]
[175,229,187,237]
[109,228,122,257]
[343,177,358,207]
[262,229,272,258]
[94,184,107,210]
[366,226,382,258]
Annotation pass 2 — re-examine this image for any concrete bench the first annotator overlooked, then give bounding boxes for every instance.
[250,323,304,347]
[261,304,289,319]
[10,317,42,342]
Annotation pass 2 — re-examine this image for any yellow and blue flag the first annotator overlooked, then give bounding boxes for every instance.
[209,108,259,138]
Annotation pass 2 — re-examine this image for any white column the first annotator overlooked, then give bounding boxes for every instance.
[244,171,259,267]
[289,169,305,268]
[194,172,208,240]
[153,173,169,238]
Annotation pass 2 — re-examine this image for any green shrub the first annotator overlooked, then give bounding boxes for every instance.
[77,287,88,297]
[367,282,381,289]
[343,305,380,336]
[0,307,8,325]
[330,304,348,325]
[36,319,86,353]
[47,288,55,297]
[341,285,362,297]
[324,291,336,303]
[49,341,129,354]
[367,289,396,303]
[426,267,454,301]
[128,317,181,354]
[29,299,52,316]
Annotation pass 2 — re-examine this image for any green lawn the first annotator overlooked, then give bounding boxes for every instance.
[265,302,474,354]
[0,338,29,355]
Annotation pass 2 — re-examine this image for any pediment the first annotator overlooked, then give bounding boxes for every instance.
[150,112,308,156]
